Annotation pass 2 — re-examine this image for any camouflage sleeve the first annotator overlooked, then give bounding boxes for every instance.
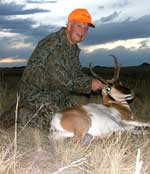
[68,60,92,94]
[47,56,92,94]
[21,44,53,91]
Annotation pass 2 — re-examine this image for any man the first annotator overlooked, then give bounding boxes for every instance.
[18,8,104,130]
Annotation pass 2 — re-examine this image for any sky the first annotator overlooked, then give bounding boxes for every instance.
[0,0,150,67]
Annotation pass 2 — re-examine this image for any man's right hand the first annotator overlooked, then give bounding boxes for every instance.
[91,79,105,91]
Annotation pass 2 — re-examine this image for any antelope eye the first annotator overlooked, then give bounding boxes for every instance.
[106,86,111,91]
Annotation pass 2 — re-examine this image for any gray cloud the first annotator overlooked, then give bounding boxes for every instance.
[83,15,150,46]
[0,15,56,40]
[0,21,58,62]
[98,6,104,10]
[0,16,34,31]
[26,0,57,3]
[80,46,150,67]
[0,1,59,65]
[0,2,57,39]
[101,11,120,22]
[0,14,59,63]
[0,2,49,16]
[0,37,32,60]
[139,40,150,49]
[112,0,129,8]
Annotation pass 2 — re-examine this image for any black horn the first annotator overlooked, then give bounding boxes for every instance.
[109,55,121,83]
[89,63,108,85]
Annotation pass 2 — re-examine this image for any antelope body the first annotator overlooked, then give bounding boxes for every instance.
[50,56,150,144]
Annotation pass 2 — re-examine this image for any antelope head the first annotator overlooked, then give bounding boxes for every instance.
[90,55,134,120]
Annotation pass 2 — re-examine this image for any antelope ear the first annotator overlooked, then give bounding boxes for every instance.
[114,80,123,87]
[119,81,123,86]
[106,79,113,84]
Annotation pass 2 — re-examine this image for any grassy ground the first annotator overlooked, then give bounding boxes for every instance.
[0,65,150,174]
[0,126,150,174]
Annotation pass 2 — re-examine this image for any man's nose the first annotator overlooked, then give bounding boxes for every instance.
[80,28,87,35]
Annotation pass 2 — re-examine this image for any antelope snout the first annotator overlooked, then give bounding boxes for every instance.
[125,90,134,101]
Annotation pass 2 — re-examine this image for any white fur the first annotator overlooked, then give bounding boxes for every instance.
[50,113,74,139]
[83,104,124,137]
[50,104,150,140]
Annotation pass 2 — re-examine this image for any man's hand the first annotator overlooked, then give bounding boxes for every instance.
[92,79,105,91]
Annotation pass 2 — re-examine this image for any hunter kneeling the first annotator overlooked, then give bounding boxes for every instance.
[18,9,104,130]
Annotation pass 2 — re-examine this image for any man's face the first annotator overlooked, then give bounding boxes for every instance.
[67,21,89,44]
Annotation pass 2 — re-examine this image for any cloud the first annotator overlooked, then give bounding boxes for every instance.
[80,46,150,67]
[83,38,150,53]
[0,33,34,61]
[0,57,26,63]
[0,57,27,67]
[98,6,104,10]
[0,14,56,40]
[101,11,120,22]
[0,24,58,64]
[82,14,150,46]
[0,1,59,67]
[26,0,57,4]
[0,2,50,16]
[113,0,129,8]
[139,40,150,49]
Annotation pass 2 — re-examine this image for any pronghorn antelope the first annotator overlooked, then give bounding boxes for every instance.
[50,55,150,144]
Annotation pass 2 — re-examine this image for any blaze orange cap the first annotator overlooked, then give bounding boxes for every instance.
[68,8,95,28]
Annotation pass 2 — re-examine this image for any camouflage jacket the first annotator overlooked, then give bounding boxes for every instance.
[19,27,92,111]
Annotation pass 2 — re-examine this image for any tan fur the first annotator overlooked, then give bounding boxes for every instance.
[108,102,133,120]
[61,106,91,139]
[102,95,134,120]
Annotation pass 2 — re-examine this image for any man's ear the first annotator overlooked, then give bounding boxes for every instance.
[67,20,74,31]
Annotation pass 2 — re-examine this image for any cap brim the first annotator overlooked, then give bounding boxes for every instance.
[89,23,95,28]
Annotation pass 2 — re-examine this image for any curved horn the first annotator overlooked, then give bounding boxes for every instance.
[108,55,121,83]
[89,63,108,85]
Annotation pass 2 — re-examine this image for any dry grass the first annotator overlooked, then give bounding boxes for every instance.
[0,126,150,174]
[0,97,149,174]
